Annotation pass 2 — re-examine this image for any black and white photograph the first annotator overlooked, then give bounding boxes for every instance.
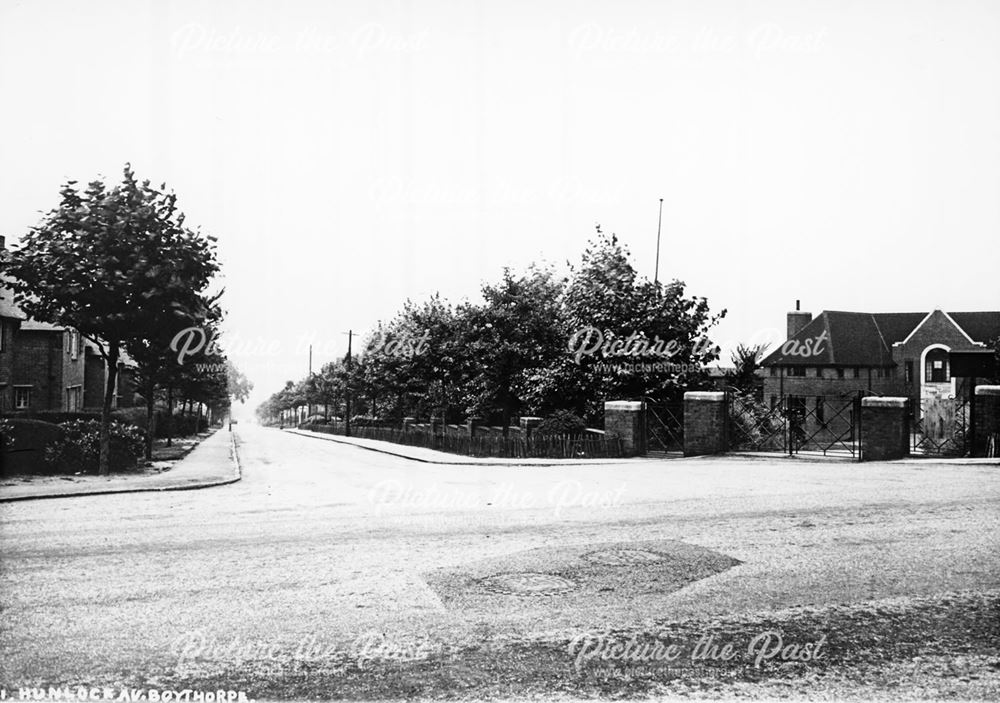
[1,1,998,701]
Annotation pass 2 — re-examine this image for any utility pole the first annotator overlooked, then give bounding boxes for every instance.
[344,330,353,438]
[654,197,664,286]
[307,343,313,418]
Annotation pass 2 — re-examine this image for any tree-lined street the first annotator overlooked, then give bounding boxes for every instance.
[2,426,998,698]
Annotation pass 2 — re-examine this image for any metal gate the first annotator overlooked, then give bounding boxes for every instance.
[727,391,864,460]
[643,399,684,456]
[911,396,969,457]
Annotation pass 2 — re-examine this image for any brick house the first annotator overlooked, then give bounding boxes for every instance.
[761,304,1000,419]
[0,278,138,414]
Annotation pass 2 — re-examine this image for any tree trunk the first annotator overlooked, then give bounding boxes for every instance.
[166,386,174,447]
[99,342,121,476]
[144,386,155,461]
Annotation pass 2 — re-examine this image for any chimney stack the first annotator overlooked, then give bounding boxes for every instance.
[787,300,812,339]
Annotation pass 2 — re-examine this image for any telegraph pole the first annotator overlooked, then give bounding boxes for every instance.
[654,197,664,286]
[344,330,353,437]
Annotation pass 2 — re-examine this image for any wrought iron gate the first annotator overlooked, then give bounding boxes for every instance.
[726,391,864,460]
[911,396,969,457]
[643,399,684,455]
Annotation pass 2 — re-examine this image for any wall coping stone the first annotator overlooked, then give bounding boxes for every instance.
[604,401,643,411]
[684,391,725,402]
[974,385,1000,397]
[861,397,908,408]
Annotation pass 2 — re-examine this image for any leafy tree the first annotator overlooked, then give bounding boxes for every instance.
[526,227,725,422]
[461,266,565,432]
[3,165,220,473]
[226,360,254,405]
[726,343,769,396]
[257,225,726,432]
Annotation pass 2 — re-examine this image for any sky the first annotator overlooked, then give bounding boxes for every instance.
[1,0,998,413]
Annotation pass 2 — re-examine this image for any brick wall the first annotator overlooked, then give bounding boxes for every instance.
[84,352,105,409]
[891,311,983,410]
[763,367,903,402]
[860,397,910,461]
[603,401,645,456]
[0,317,17,411]
[11,329,63,411]
[973,386,1000,457]
[683,391,727,456]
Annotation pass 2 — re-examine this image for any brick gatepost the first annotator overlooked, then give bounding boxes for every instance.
[603,401,646,456]
[519,416,542,438]
[860,397,910,461]
[973,386,1000,457]
[683,391,727,456]
[467,417,483,438]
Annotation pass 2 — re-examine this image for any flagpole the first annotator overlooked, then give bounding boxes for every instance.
[654,197,664,285]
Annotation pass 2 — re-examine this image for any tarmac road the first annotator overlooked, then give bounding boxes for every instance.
[1,424,998,695]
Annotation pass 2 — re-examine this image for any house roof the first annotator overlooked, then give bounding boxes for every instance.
[761,310,1000,367]
[20,319,65,332]
[948,312,1000,345]
[0,278,26,320]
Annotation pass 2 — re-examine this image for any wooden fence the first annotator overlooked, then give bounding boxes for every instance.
[298,423,624,459]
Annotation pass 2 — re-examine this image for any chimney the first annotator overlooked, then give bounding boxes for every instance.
[787,299,812,339]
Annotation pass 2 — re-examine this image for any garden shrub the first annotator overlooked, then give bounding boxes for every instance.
[536,410,588,437]
[45,419,146,474]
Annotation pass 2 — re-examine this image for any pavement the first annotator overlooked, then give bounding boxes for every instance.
[1,423,998,699]
[0,429,241,501]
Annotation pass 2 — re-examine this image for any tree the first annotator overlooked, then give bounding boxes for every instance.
[726,343,769,396]
[226,360,254,405]
[461,266,565,433]
[3,165,220,473]
[525,227,725,422]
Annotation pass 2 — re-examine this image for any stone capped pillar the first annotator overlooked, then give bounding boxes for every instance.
[519,416,542,438]
[468,416,483,438]
[973,386,1000,457]
[860,397,910,461]
[683,391,727,456]
[603,401,645,457]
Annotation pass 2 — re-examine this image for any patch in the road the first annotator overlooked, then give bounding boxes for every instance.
[481,572,577,596]
[424,539,741,615]
[582,548,665,566]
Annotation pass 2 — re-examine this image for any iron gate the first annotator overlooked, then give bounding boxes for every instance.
[643,399,684,455]
[911,396,969,457]
[727,391,865,460]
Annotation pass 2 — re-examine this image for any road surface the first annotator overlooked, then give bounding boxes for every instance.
[2,424,998,698]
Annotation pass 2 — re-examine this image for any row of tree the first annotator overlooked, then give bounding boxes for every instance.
[2,165,251,472]
[257,227,726,430]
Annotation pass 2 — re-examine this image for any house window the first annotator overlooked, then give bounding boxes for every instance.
[14,387,30,410]
[815,397,825,426]
[788,366,806,377]
[68,329,80,360]
[769,367,776,377]
[853,367,860,378]
[925,349,949,383]
[770,395,778,410]
[905,361,914,384]
[836,368,845,379]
